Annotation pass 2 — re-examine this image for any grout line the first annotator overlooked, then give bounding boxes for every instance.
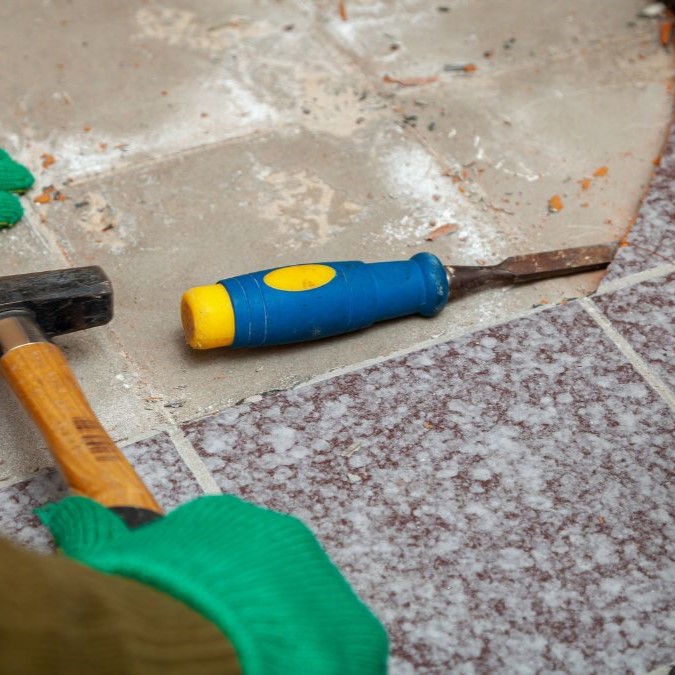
[166,426,222,495]
[22,202,75,266]
[116,424,175,447]
[596,263,675,295]
[0,466,57,493]
[295,300,556,391]
[580,298,675,413]
[86,321,224,495]
[64,124,291,188]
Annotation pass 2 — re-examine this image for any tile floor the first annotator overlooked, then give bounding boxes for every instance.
[1,0,674,458]
[0,1,674,673]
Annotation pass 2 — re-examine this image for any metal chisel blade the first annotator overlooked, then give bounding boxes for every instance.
[446,243,618,295]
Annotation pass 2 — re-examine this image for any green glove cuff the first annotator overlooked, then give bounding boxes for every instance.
[38,496,388,675]
[0,149,34,227]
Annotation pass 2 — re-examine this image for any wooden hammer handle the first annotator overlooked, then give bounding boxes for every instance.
[1,342,161,513]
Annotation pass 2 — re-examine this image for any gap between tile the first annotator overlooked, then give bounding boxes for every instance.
[166,426,222,495]
[580,297,675,412]
[598,262,675,295]
[293,300,557,392]
[64,125,282,188]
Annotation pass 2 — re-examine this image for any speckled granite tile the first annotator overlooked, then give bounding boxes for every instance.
[595,271,675,392]
[0,432,202,552]
[0,470,66,552]
[184,302,675,674]
[121,432,204,510]
[603,119,675,282]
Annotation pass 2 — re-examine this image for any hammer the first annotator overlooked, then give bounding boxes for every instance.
[0,267,162,527]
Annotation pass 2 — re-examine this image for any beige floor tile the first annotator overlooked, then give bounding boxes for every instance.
[384,47,674,254]
[313,0,674,253]
[1,0,372,181]
[314,0,660,78]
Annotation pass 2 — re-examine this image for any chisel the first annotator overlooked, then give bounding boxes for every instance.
[180,243,616,349]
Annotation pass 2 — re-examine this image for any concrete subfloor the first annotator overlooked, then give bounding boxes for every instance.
[0,2,673,480]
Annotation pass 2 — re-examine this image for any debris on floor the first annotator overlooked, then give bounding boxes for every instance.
[639,2,666,18]
[383,74,438,87]
[548,194,564,213]
[443,63,478,73]
[425,222,458,240]
[40,153,56,170]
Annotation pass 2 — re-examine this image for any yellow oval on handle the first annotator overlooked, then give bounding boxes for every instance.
[264,264,336,292]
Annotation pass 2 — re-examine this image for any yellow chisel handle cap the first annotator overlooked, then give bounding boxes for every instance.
[181,284,236,349]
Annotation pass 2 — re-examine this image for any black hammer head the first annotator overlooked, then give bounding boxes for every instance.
[0,266,113,337]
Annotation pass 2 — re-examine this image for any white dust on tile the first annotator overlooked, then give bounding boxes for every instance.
[378,142,501,259]
[134,6,269,53]
[249,160,368,250]
[74,191,135,253]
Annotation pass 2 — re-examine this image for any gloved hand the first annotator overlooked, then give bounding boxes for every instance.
[0,149,34,227]
[38,495,388,675]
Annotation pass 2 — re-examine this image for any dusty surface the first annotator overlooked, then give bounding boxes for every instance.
[0,2,674,672]
[0,2,673,480]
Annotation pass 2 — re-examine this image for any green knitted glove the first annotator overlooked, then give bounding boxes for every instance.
[0,149,34,227]
[38,495,388,675]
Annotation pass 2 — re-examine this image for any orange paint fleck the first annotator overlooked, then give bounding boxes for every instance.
[34,193,51,204]
[383,74,438,87]
[548,195,564,213]
[660,20,673,46]
[581,177,592,190]
[83,124,92,132]
[462,63,477,73]
[593,166,608,177]
[425,223,459,241]
[653,155,662,166]
[338,0,347,21]
[41,153,56,169]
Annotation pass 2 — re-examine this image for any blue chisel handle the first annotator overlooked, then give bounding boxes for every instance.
[181,253,449,349]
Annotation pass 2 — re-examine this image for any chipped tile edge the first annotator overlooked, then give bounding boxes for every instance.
[580,297,675,412]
